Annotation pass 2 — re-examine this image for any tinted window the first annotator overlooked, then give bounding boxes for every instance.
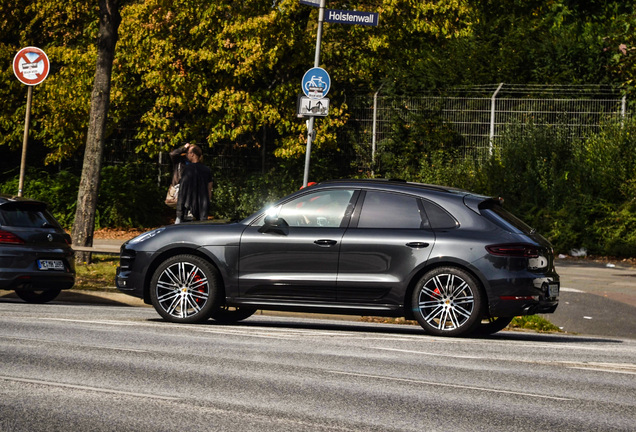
[480,203,533,234]
[358,191,424,229]
[421,200,458,229]
[0,204,59,228]
[266,189,354,228]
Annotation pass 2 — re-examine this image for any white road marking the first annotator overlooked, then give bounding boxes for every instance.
[560,287,584,293]
[327,370,573,401]
[0,375,179,401]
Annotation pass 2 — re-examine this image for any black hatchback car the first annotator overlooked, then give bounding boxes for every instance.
[0,195,75,303]
[116,179,559,337]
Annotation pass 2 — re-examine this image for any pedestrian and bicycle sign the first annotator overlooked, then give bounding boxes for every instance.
[13,47,50,86]
[302,67,330,99]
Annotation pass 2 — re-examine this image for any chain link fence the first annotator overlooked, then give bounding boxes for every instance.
[349,84,629,163]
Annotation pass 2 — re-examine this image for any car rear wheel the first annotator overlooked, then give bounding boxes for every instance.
[150,254,220,323]
[412,267,483,337]
[15,288,61,304]
[209,305,257,324]
[472,316,514,336]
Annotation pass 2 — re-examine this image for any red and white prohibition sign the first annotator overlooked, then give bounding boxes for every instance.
[13,46,50,86]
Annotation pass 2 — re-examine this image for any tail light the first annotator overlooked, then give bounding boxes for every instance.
[0,230,25,244]
[486,244,539,258]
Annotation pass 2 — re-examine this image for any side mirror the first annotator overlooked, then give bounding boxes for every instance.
[259,215,289,234]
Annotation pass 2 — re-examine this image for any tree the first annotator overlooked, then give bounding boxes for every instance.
[71,0,121,263]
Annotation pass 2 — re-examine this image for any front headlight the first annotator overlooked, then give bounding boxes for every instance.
[127,228,166,245]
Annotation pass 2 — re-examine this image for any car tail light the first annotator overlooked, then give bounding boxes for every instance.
[0,230,25,244]
[486,244,539,258]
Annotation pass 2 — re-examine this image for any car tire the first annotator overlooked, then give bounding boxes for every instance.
[150,254,220,323]
[15,288,61,304]
[472,316,514,336]
[209,305,257,324]
[412,267,483,337]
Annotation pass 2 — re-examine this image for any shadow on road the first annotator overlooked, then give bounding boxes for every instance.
[147,315,624,344]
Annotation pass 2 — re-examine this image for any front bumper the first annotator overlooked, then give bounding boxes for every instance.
[115,247,148,301]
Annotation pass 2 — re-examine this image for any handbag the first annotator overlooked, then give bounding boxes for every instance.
[165,184,179,208]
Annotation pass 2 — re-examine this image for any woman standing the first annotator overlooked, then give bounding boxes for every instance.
[175,144,212,224]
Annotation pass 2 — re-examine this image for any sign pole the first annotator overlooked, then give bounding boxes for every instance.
[13,47,50,197]
[303,0,326,188]
[18,85,33,198]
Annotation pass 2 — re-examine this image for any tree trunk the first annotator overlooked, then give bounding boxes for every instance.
[71,0,121,264]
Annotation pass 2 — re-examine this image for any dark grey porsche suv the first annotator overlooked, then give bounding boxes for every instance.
[116,179,559,337]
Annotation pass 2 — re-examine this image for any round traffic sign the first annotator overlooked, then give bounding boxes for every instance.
[13,47,50,86]
[302,67,330,99]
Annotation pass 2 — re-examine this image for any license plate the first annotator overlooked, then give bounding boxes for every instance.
[548,283,559,298]
[37,259,65,271]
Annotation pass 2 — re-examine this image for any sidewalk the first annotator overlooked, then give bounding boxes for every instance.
[73,238,124,254]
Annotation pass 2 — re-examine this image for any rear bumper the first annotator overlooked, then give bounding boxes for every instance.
[487,276,559,317]
[0,273,75,291]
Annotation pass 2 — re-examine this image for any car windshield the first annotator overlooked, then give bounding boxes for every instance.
[0,203,60,229]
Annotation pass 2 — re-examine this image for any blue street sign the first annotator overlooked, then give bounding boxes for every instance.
[325,9,379,26]
[302,67,331,99]
[299,0,320,6]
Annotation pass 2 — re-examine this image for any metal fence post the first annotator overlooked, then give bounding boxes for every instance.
[371,83,384,170]
[489,83,504,155]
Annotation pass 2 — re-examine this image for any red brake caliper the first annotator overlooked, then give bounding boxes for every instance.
[193,273,205,303]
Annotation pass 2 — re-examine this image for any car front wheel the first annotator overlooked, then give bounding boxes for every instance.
[150,254,220,323]
[412,267,483,337]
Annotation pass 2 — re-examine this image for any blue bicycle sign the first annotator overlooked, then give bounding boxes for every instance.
[302,67,330,99]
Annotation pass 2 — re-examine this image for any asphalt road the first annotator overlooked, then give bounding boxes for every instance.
[0,301,635,432]
[548,259,636,339]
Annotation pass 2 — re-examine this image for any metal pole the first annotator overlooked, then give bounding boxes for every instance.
[371,83,384,173]
[489,83,504,156]
[302,0,326,188]
[18,85,33,197]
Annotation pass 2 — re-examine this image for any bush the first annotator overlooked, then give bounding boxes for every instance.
[0,164,168,229]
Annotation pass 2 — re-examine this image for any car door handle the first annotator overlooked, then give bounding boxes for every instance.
[314,239,338,247]
[406,242,430,249]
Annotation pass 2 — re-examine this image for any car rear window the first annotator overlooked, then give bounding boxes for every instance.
[479,202,534,234]
[0,203,61,229]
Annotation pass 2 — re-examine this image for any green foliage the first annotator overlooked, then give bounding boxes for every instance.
[0,165,167,229]
[478,118,636,256]
[75,254,118,291]
[212,167,302,221]
[97,164,167,228]
[0,168,79,227]
[510,315,561,333]
[376,104,467,182]
[1,0,636,258]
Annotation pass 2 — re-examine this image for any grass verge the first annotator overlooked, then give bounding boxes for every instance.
[74,254,118,291]
[361,315,562,333]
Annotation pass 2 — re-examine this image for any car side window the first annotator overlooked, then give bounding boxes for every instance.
[421,199,458,229]
[357,191,425,229]
[271,190,354,228]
